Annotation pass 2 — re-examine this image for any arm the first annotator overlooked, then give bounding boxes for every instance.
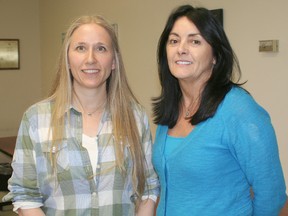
[141,111,160,194]
[280,198,288,216]
[226,94,286,215]
[136,199,156,216]
[137,111,160,214]
[18,208,45,216]
[243,119,286,215]
[6,112,44,211]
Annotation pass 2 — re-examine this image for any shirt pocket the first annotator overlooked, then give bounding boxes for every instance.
[41,141,70,174]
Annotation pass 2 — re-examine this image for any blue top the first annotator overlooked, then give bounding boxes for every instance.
[152,87,287,216]
[164,135,184,156]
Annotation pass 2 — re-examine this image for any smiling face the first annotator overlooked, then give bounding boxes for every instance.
[68,23,115,93]
[166,16,215,85]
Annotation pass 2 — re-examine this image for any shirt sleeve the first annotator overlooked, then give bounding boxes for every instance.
[141,195,158,202]
[139,110,160,198]
[4,111,43,207]
[12,201,43,213]
[225,93,287,216]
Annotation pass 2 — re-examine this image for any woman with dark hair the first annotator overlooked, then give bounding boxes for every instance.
[152,4,286,216]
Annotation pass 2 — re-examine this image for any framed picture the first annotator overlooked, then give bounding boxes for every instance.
[211,9,223,26]
[0,39,20,70]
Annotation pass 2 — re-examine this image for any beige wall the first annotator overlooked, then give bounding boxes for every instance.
[0,0,42,136]
[0,0,287,187]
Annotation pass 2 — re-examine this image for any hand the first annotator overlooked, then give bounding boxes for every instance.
[18,208,45,216]
[136,199,156,216]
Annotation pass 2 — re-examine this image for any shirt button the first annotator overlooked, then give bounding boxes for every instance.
[92,192,97,196]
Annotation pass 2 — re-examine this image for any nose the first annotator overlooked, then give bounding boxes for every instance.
[86,48,96,65]
[178,41,188,55]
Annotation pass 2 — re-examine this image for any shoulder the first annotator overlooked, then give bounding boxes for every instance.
[130,102,151,134]
[223,87,255,107]
[132,102,148,121]
[155,124,168,137]
[219,86,270,121]
[17,99,54,137]
[23,99,54,120]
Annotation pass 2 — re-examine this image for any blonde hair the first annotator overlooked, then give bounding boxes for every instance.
[48,15,146,209]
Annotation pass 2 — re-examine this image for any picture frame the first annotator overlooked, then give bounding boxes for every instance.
[0,39,20,70]
[210,9,223,26]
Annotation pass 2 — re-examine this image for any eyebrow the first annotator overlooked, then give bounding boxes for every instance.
[72,41,108,46]
[169,32,201,37]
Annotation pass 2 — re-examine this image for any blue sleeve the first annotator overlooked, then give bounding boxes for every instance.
[225,89,286,215]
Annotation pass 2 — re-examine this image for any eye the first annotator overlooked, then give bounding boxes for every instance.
[191,39,201,46]
[167,38,179,46]
[96,45,107,52]
[75,45,86,52]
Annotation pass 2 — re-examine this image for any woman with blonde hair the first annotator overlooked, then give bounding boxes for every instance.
[4,15,159,216]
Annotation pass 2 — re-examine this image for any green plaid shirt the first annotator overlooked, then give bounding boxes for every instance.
[4,100,159,216]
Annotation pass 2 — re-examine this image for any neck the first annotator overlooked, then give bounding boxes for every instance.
[72,88,107,116]
[182,94,200,119]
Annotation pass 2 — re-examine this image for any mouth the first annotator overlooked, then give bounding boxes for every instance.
[81,69,100,74]
[175,60,192,65]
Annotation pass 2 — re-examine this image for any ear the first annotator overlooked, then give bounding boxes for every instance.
[112,58,116,70]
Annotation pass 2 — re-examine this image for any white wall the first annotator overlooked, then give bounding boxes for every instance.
[0,0,287,187]
[199,0,288,187]
[0,0,42,136]
[39,0,288,186]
